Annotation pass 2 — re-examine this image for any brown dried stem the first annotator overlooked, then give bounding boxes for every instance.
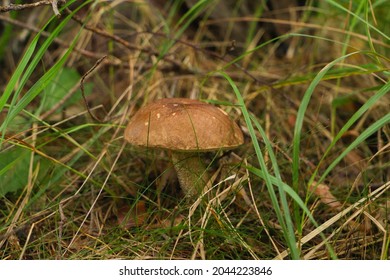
[0,0,66,16]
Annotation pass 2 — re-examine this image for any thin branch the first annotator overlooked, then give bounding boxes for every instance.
[0,0,66,16]
[0,14,107,60]
[66,9,266,85]
[80,55,108,123]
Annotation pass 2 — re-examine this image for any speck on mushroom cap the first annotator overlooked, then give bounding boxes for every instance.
[124,98,244,152]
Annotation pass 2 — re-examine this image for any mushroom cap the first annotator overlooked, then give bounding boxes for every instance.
[124,98,244,152]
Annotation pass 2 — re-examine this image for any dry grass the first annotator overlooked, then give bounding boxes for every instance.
[0,0,389,260]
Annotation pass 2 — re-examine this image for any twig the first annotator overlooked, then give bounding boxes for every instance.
[64,8,265,84]
[80,55,108,122]
[0,0,66,16]
[57,202,66,259]
[65,7,160,56]
[51,0,61,17]
[104,21,265,84]
[0,14,107,59]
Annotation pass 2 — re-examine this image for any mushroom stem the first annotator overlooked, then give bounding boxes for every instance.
[170,152,210,198]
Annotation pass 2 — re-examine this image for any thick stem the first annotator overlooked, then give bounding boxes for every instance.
[170,151,209,199]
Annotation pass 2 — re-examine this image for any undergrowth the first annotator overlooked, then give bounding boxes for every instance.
[0,0,389,260]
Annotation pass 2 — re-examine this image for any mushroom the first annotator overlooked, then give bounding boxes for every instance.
[124,98,244,198]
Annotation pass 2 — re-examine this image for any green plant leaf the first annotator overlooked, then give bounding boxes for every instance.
[39,67,93,114]
[0,147,32,196]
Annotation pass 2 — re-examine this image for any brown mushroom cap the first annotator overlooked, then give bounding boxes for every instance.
[124,98,244,152]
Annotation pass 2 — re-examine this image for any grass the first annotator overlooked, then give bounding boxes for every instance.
[0,0,389,260]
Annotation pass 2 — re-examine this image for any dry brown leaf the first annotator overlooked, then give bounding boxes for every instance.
[310,182,342,211]
[287,113,296,128]
[117,200,147,229]
[345,150,366,170]
[156,215,184,229]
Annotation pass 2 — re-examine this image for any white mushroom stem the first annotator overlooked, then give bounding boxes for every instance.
[170,152,210,198]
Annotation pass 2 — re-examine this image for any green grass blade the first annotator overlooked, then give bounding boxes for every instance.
[246,164,337,259]
[319,112,390,185]
[0,1,91,140]
[156,0,212,60]
[249,114,298,257]
[291,51,361,221]
[146,0,212,97]
[219,71,300,259]
[0,39,37,114]
[325,0,389,40]
[310,77,390,188]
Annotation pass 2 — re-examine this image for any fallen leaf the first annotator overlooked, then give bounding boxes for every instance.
[117,200,147,229]
[310,182,342,211]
